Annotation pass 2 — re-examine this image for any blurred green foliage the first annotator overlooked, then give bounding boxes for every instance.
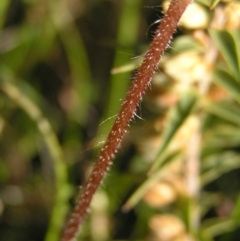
[0,0,240,241]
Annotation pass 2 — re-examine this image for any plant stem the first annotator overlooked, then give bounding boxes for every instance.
[61,1,192,240]
[0,79,70,241]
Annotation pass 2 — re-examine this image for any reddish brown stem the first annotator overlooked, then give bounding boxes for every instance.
[61,0,192,240]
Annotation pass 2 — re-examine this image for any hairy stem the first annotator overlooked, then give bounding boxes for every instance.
[61,0,192,240]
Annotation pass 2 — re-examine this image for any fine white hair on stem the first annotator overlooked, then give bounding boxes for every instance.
[99,114,118,126]
[61,1,193,240]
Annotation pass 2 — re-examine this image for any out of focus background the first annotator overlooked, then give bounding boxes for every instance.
[1,0,240,240]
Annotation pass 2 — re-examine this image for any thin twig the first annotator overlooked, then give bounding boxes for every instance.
[61,1,192,240]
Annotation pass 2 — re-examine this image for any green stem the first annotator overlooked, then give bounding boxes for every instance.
[0,78,70,241]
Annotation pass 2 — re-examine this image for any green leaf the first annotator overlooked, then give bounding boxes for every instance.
[202,125,240,151]
[0,0,10,30]
[213,68,240,104]
[210,0,221,9]
[170,35,203,54]
[149,92,197,173]
[201,218,238,239]
[231,194,240,222]
[209,29,240,82]
[122,153,181,211]
[201,152,240,186]
[196,0,214,7]
[205,101,240,126]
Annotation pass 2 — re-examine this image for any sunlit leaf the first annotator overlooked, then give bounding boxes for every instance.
[195,0,212,7]
[210,0,221,9]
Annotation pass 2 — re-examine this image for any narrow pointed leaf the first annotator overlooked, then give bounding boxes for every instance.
[123,154,181,211]
[205,101,240,126]
[213,68,240,104]
[201,152,240,186]
[209,29,240,82]
[149,92,197,173]
[210,0,221,9]
[201,218,237,238]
